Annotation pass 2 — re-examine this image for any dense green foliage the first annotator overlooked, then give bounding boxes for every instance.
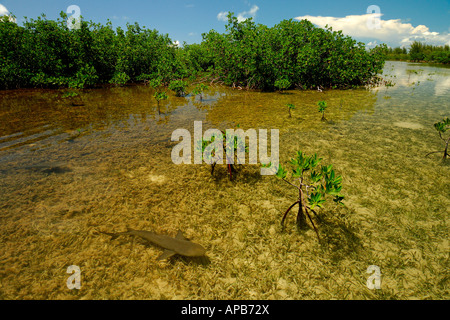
[201,13,387,90]
[168,79,188,97]
[286,103,296,117]
[1,12,387,90]
[0,13,190,89]
[386,41,450,64]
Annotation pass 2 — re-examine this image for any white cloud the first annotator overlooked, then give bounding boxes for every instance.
[217,4,259,23]
[0,4,16,22]
[0,4,8,16]
[381,61,450,97]
[217,11,228,22]
[237,5,259,22]
[294,13,450,48]
[366,40,379,49]
[434,77,450,97]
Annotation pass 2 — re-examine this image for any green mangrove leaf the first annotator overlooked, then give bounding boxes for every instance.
[276,165,287,179]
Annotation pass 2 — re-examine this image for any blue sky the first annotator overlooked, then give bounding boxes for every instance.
[1,0,449,48]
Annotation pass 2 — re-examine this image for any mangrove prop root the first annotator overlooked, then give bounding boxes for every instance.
[281,202,320,240]
[281,201,300,230]
[425,150,449,159]
[210,162,238,180]
[305,207,321,241]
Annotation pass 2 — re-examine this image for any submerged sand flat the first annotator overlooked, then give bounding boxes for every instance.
[393,122,425,130]
[0,61,449,299]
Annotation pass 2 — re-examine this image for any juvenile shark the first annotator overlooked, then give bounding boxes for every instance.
[101,228,206,260]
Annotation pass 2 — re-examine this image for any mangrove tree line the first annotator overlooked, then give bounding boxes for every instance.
[386,41,450,64]
[0,12,387,90]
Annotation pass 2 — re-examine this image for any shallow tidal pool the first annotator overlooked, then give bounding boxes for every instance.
[0,61,448,299]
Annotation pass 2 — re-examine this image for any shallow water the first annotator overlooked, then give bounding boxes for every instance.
[0,61,449,299]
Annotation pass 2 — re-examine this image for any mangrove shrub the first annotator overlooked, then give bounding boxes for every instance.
[0,12,189,89]
[201,13,387,91]
[1,12,387,90]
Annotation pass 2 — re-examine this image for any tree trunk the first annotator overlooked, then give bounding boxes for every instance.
[296,204,308,230]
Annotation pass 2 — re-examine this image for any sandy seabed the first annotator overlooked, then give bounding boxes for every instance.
[0,62,449,299]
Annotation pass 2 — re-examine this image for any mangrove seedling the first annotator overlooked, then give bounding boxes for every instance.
[154,91,168,108]
[426,117,450,160]
[192,83,209,101]
[317,100,327,121]
[195,130,248,180]
[276,151,344,240]
[61,91,84,106]
[274,78,291,93]
[169,80,188,97]
[286,103,296,118]
[149,78,168,109]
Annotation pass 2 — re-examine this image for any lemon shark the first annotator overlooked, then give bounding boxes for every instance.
[101,228,206,260]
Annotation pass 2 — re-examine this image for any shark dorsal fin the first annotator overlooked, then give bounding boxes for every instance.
[157,249,176,260]
[175,230,189,241]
